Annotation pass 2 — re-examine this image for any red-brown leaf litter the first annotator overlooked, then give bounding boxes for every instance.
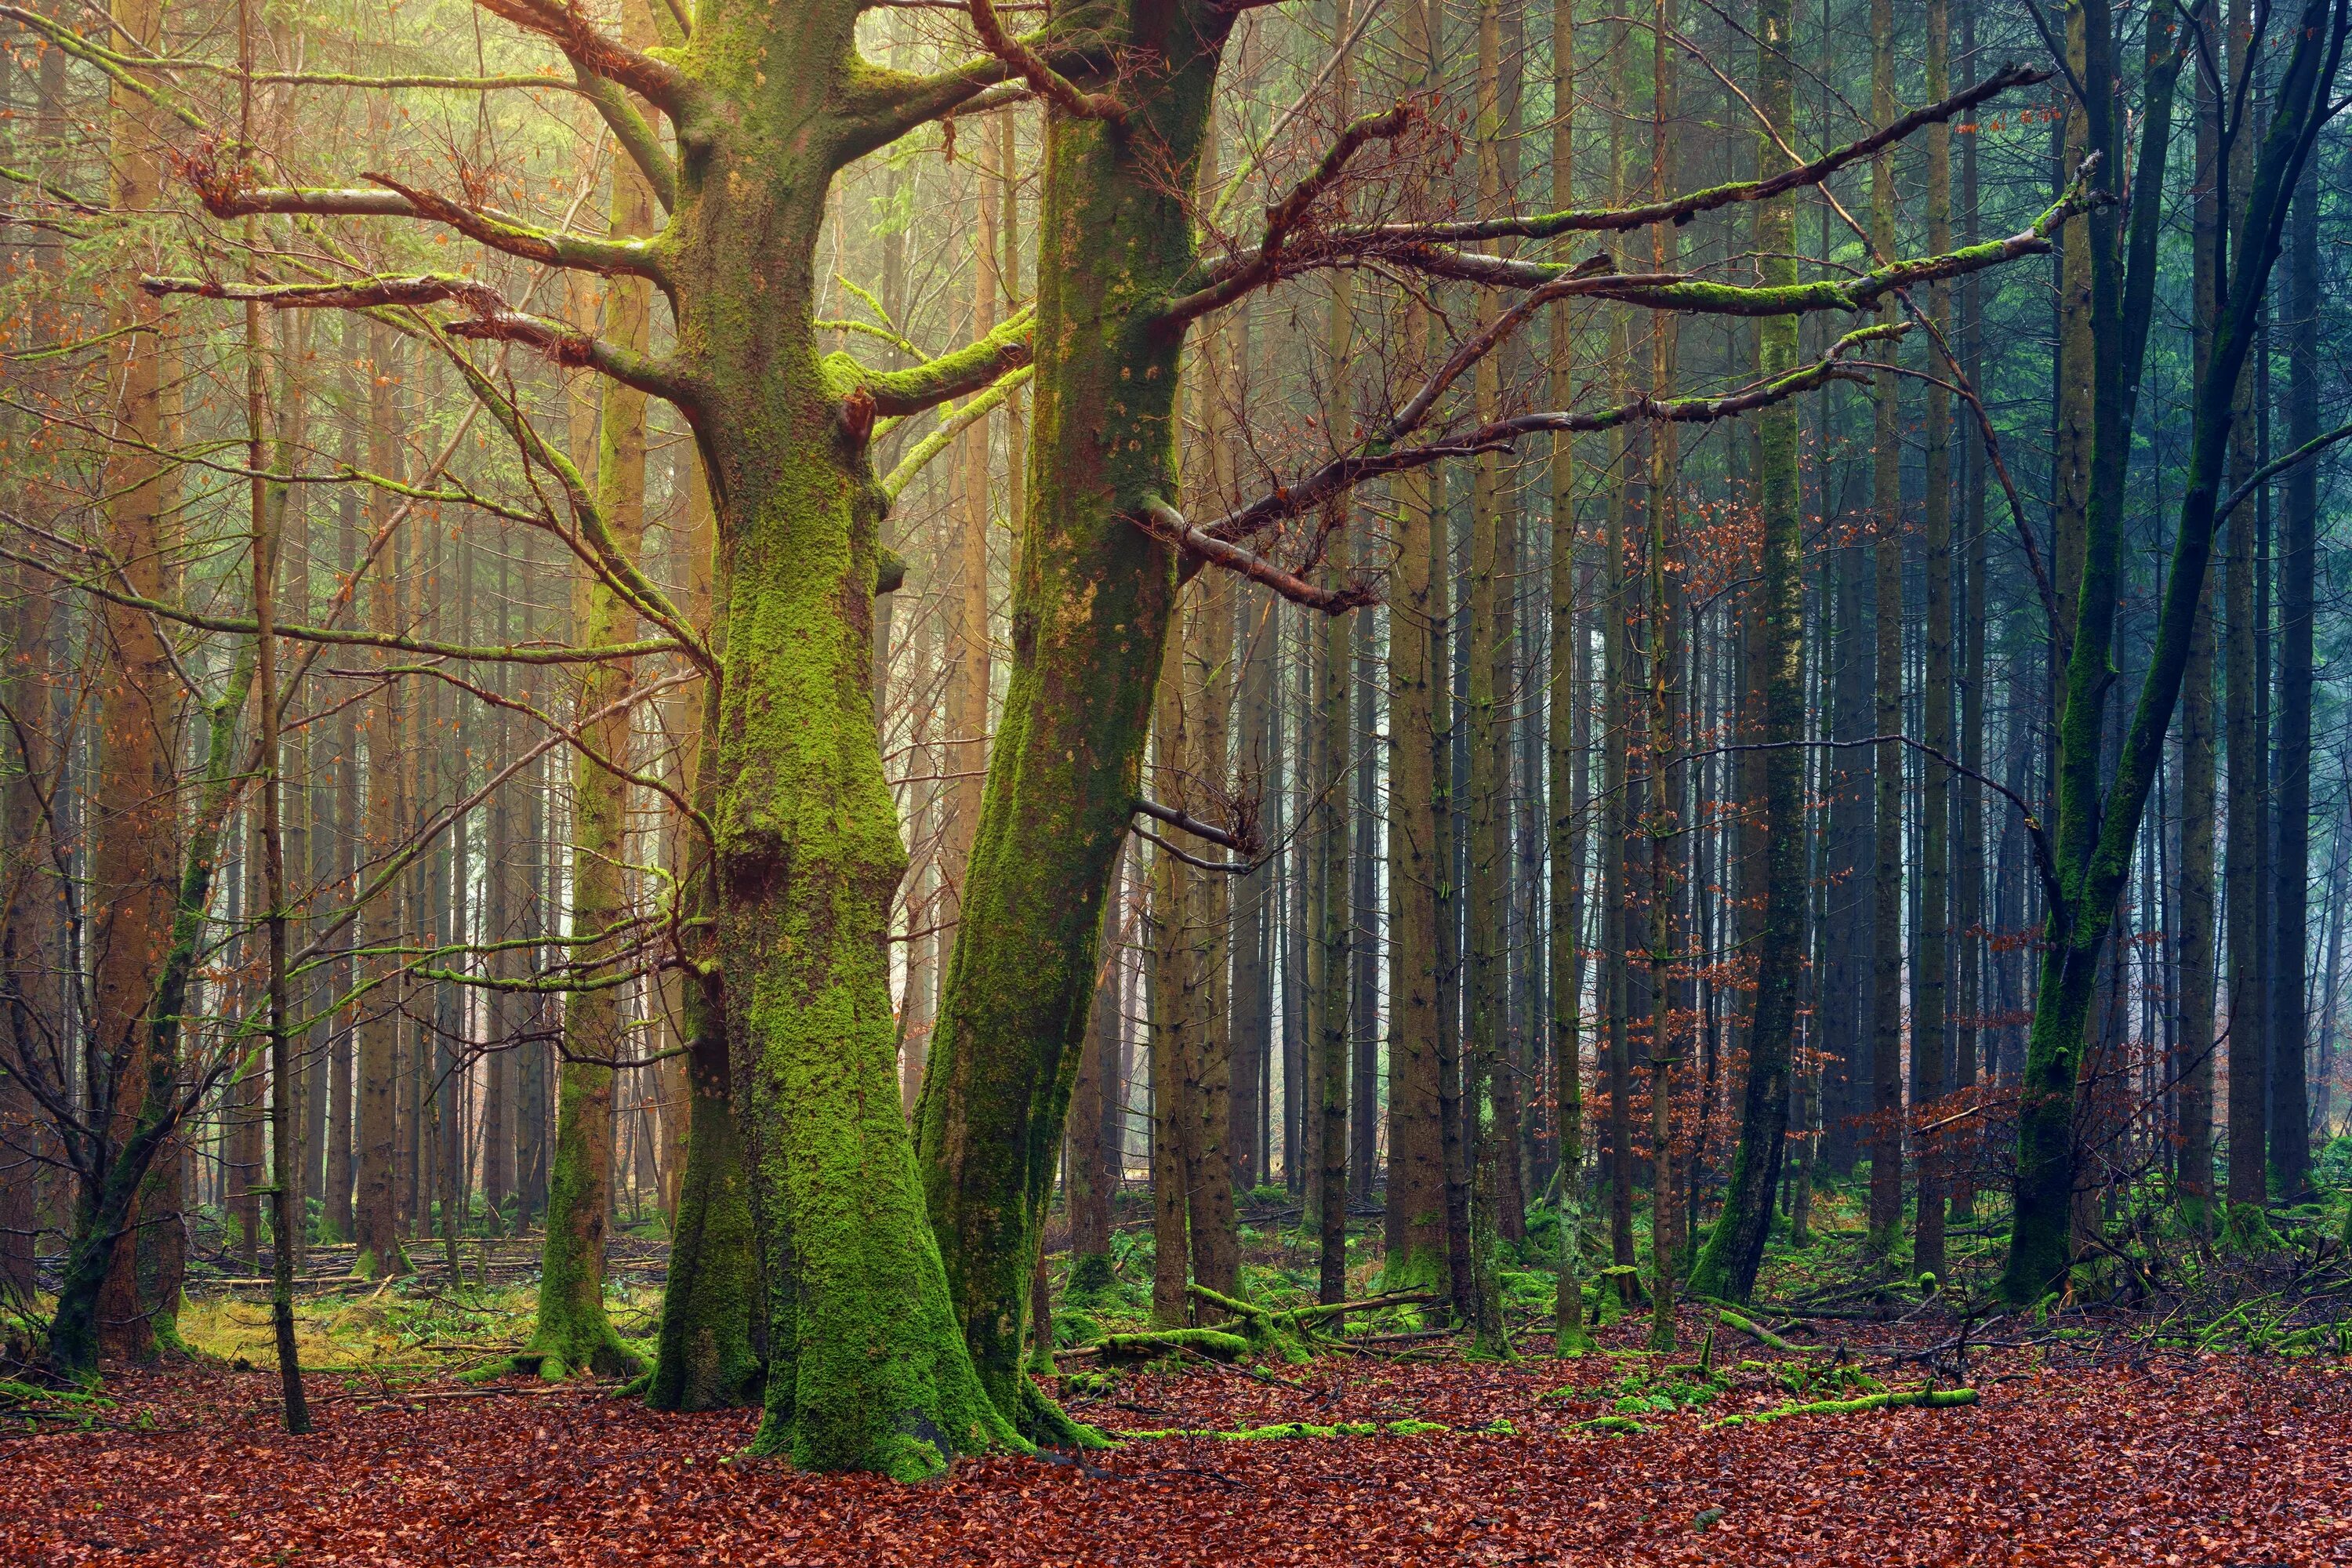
[8,1315,2349,1566]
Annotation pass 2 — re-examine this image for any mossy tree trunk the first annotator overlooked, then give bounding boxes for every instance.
[913,0,1226,1442]
[668,34,1027,1478]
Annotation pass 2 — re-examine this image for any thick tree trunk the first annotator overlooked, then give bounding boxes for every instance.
[913,3,1222,1445]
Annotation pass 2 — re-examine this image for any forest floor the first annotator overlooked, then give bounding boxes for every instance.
[5,1305,2350,1566]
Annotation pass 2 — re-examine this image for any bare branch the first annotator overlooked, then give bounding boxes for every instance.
[1157,102,1421,328]
[1352,62,2047,245]
[0,536,681,665]
[138,272,692,404]
[1133,497,1379,615]
[1134,796,1262,857]
[1204,323,1907,546]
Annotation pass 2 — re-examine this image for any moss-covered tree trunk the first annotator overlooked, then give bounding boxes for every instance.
[913,0,1225,1441]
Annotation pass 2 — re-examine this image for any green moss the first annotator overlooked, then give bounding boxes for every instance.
[646,1019,763,1412]
[1710,1385,1976,1428]
[1067,1254,1116,1301]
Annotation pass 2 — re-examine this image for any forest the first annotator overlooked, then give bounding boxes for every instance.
[5,0,2352,1552]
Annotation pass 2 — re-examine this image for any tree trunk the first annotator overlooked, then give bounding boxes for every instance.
[1384,0,1449,1294]
[1689,0,1800,1303]
[1865,0,1905,1257]
[1544,0,1590,1349]
[2270,154,2318,1202]
[89,0,187,1360]
[913,6,1226,1445]
[352,318,410,1283]
[1313,535,1352,1306]
[1910,0,1955,1287]
[528,62,660,1374]
[1148,665,1194,1327]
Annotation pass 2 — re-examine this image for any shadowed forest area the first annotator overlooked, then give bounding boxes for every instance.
[6,0,2352,1553]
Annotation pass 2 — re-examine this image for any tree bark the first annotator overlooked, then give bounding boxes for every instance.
[1690,0,1801,1303]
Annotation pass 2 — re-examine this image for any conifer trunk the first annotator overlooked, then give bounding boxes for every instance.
[1690,0,1801,1302]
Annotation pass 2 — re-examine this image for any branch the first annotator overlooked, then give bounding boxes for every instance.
[1134,796,1262,856]
[1204,324,1906,546]
[1345,62,2048,245]
[881,365,1034,499]
[1697,731,2062,920]
[424,327,713,669]
[840,56,1022,157]
[1133,826,1261,876]
[1157,102,1420,327]
[963,0,1124,123]
[467,0,687,111]
[0,539,679,665]
[1133,497,1379,615]
[851,306,1034,416]
[0,5,212,132]
[138,273,692,404]
[572,67,677,214]
[187,167,662,279]
[253,69,576,90]
[1388,165,2100,315]
[2216,416,2352,521]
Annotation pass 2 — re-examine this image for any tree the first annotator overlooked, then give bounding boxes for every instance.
[915,0,2082,1433]
[2001,0,2346,1301]
[122,0,1040,1477]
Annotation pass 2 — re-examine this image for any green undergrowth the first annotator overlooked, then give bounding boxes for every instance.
[174,1274,661,1380]
[1116,1417,1512,1441]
